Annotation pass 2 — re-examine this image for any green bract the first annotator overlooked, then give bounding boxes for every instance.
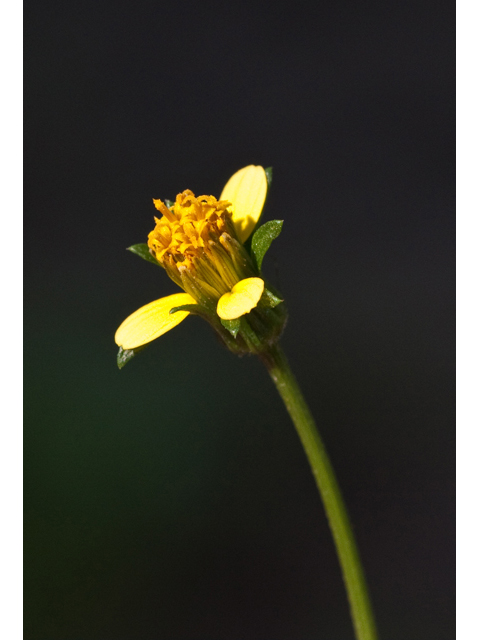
[251,219,284,271]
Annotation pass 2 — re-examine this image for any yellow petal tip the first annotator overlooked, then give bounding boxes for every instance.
[220,166,268,243]
[115,293,196,349]
[216,277,265,320]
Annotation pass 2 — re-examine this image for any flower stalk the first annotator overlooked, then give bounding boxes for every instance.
[260,344,378,640]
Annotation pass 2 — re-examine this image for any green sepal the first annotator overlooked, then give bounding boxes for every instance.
[171,304,244,349]
[250,220,284,270]
[117,345,146,370]
[127,243,161,267]
[259,288,283,309]
[169,304,208,316]
[164,199,174,208]
[265,166,273,189]
[169,303,222,326]
[243,166,273,252]
[220,317,241,338]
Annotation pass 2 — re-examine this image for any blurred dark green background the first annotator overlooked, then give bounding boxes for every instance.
[25,0,454,638]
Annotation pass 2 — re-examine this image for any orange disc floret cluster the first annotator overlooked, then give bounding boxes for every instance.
[147,190,233,265]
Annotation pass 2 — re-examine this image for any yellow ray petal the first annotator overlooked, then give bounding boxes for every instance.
[216,277,265,320]
[115,293,196,349]
[220,165,267,243]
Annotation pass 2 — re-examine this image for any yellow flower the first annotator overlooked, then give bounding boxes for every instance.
[116,166,272,353]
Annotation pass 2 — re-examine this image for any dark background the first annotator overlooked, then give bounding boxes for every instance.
[25,1,455,638]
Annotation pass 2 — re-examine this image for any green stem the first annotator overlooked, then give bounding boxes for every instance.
[260,344,378,640]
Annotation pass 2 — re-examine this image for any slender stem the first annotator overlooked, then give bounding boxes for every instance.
[260,344,378,640]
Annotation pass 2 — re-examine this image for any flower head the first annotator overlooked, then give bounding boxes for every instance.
[147,189,258,308]
[115,165,286,368]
